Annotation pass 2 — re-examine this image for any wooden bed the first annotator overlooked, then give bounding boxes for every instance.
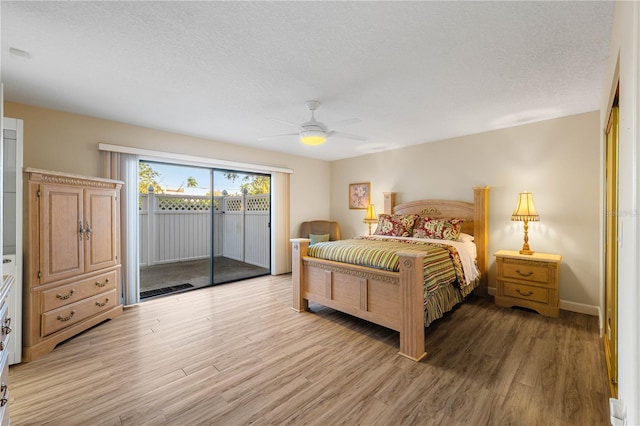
[290,187,489,361]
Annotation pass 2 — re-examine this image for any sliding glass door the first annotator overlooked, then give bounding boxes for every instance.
[211,169,271,284]
[138,161,271,299]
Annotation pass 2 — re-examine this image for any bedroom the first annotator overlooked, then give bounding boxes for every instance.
[1,1,639,425]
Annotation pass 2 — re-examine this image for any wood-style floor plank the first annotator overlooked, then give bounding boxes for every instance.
[9,274,609,425]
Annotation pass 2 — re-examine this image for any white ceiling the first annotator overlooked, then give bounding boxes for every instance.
[1,1,614,162]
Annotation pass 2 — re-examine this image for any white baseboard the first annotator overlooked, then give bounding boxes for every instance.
[559,300,600,317]
[487,286,600,317]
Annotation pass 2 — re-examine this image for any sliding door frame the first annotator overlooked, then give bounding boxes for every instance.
[99,143,292,303]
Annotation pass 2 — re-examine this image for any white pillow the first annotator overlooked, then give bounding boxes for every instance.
[458,233,474,243]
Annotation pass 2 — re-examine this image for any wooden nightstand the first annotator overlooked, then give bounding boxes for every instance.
[494,250,562,317]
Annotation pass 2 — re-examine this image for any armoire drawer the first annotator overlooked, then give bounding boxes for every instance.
[41,270,117,312]
[41,289,117,337]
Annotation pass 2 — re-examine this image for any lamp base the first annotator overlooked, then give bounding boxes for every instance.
[519,222,534,255]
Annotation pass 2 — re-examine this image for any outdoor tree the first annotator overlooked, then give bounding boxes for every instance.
[187,176,198,188]
[177,176,199,192]
[222,172,270,195]
[138,162,164,194]
[243,175,270,194]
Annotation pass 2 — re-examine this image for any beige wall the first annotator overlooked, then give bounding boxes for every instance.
[599,1,640,421]
[331,111,601,312]
[4,103,603,309]
[4,101,331,238]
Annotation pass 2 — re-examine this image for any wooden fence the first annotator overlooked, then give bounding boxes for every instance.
[139,191,270,269]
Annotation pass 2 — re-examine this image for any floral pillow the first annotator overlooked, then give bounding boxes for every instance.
[374,214,417,237]
[413,217,464,241]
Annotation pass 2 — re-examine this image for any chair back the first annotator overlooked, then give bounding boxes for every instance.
[299,220,341,241]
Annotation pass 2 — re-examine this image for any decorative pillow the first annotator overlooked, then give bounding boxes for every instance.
[458,232,474,243]
[309,233,330,245]
[413,217,464,241]
[373,214,417,237]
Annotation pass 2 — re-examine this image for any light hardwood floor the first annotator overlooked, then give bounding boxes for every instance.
[9,274,609,425]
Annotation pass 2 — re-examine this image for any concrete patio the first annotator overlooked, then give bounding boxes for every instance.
[139,257,270,298]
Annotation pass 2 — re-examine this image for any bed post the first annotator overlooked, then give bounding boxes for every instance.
[383,192,396,214]
[473,186,490,296]
[290,239,310,312]
[397,252,427,362]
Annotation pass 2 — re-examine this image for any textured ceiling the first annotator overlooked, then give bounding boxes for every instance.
[1,1,614,161]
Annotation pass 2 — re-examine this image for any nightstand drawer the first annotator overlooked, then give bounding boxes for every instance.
[503,282,549,304]
[501,261,550,284]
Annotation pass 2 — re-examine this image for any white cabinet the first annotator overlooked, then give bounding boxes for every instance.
[2,117,23,366]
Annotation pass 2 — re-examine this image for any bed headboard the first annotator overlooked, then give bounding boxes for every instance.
[384,187,490,294]
[392,199,476,236]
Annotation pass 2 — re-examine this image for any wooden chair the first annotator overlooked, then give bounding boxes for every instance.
[299,220,341,241]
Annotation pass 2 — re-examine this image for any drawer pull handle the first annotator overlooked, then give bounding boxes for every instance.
[516,289,533,297]
[57,310,76,322]
[95,280,107,288]
[516,270,533,277]
[56,289,75,300]
[0,397,7,407]
[95,298,110,307]
[1,316,9,337]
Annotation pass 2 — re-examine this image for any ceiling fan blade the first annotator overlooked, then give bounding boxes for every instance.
[331,117,362,127]
[327,130,367,141]
[268,118,301,129]
[258,133,298,141]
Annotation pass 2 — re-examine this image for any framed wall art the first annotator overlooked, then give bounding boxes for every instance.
[349,182,370,209]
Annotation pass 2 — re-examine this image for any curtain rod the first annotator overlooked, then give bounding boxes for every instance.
[98,143,293,174]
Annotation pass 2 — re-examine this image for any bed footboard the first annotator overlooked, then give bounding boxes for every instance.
[290,238,427,361]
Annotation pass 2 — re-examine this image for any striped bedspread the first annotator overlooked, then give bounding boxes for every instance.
[307,236,476,326]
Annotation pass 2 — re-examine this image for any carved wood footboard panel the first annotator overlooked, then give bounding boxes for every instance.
[291,239,427,361]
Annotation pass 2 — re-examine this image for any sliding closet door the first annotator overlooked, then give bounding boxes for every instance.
[604,104,619,398]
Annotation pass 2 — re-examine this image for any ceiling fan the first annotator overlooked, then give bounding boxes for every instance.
[261,100,366,146]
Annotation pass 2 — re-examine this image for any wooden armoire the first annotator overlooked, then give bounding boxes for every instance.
[23,169,123,362]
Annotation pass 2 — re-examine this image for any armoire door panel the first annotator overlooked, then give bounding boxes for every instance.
[84,188,118,273]
[40,185,84,283]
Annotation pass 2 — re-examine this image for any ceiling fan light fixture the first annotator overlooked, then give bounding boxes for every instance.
[300,130,326,146]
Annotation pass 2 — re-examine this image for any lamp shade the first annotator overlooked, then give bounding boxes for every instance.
[511,192,540,222]
[300,130,326,146]
[363,204,377,223]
